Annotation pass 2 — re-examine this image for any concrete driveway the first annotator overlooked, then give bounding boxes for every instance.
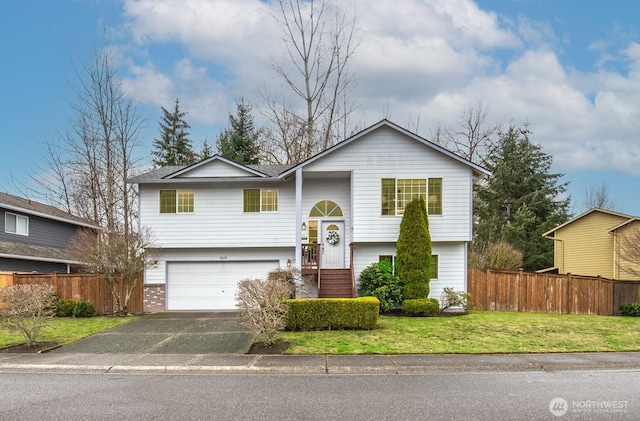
[53,312,257,354]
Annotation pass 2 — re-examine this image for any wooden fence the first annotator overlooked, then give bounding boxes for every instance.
[0,272,143,315]
[468,269,640,316]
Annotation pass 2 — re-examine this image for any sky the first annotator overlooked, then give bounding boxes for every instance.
[2,0,640,216]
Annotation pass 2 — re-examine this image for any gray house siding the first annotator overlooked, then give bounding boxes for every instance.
[1,208,81,248]
[0,258,67,273]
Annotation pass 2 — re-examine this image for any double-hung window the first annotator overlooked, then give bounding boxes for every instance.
[243,189,279,212]
[159,190,194,214]
[5,212,28,235]
[381,178,442,215]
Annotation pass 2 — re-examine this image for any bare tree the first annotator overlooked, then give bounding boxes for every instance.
[261,0,360,164]
[582,182,618,211]
[0,284,57,347]
[68,228,155,315]
[438,101,500,164]
[32,44,144,235]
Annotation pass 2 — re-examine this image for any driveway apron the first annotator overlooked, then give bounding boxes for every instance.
[53,312,257,354]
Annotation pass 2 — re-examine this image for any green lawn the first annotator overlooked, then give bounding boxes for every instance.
[0,317,133,349]
[278,311,640,354]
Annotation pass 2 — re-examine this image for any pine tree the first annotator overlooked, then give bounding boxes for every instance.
[152,98,196,167]
[396,197,432,299]
[216,98,261,165]
[199,139,213,160]
[474,125,570,270]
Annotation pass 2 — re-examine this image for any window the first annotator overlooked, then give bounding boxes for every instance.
[5,213,28,236]
[381,178,442,215]
[378,254,439,279]
[243,189,279,212]
[159,190,194,213]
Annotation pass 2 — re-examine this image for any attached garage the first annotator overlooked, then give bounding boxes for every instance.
[166,261,280,310]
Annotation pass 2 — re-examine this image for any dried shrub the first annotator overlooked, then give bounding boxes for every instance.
[235,277,294,346]
[0,284,57,347]
[469,241,523,270]
[440,287,471,313]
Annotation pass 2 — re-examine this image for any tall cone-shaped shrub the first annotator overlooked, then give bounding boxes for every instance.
[396,197,432,299]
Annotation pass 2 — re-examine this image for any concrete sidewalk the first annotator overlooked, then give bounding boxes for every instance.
[1,351,640,374]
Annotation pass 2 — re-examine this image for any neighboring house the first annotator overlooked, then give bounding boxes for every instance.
[0,192,101,273]
[542,208,640,280]
[129,119,490,311]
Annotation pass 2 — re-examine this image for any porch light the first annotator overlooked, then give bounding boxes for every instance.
[301,222,307,231]
[287,259,292,268]
[152,260,158,268]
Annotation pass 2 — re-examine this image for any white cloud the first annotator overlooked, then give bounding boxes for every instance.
[116,0,640,176]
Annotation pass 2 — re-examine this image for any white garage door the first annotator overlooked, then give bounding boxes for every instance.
[166,261,279,310]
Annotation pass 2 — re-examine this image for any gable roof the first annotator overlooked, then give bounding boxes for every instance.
[608,217,640,233]
[279,119,491,178]
[0,240,85,265]
[0,192,100,229]
[542,208,637,238]
[130,119,489,184]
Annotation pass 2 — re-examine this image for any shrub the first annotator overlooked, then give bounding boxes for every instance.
[236,277,294,345]
[619,303,640,317]
[72,301,96,318]
[56,298,96,317]
[469,241,523,270]
[358,261,402,312]
[396,197,431,299]
[56,298,76,317]
[285,297,379,331]
[403,298,440,317]
[267,268,299,298]
[440,288,471,313]
[0,283,57,347]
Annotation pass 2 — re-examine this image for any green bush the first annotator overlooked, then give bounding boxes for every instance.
[56,298,96,318]
[72,301,96,318]
[56,298,76,317]
[619,302,640,317]
[285,297,379,331]
[403,298,440,317]
[357,261,402,313]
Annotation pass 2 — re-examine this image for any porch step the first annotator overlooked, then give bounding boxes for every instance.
[318,269,353,298]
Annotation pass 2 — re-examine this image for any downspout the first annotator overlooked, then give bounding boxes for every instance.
[295,168,303,271]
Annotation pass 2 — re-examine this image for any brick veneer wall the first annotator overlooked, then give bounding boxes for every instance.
[143,284,166,313]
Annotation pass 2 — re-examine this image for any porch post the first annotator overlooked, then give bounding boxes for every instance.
[295,167,303,270]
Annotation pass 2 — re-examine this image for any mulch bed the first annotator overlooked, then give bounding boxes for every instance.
[0,342,60,353]
[247,340,291,355]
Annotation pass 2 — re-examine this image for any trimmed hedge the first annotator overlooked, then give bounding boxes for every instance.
[403,298,440,317]
[619,302,640,317]
[284,297,380,331]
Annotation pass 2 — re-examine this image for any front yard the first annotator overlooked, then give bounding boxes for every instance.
[0,317,132,350]
[278,311,640,354]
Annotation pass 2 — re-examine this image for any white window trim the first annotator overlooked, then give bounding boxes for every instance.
[382,178,442,216]
[244,188,280,213]
[5,212,29,236]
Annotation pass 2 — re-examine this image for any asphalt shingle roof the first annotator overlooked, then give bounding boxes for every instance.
[0,192,100,228]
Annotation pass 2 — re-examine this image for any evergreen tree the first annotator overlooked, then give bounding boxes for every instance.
[396,197,432,299]
[152,98,196,167]
[216,98,261,165]
[199,139,213,160]
[474,125,570,270]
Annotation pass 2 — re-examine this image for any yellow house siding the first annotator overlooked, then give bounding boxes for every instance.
[554,212,629,278]
[613,222,640,280]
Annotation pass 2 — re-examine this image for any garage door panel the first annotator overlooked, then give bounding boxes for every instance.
[167,261,279,310]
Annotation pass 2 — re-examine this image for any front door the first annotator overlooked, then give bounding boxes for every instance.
[321,221,345,269]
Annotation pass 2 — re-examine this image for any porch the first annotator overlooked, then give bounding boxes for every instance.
[300,243,355,298]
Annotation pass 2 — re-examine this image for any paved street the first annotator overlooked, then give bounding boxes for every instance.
[0,370,637,420]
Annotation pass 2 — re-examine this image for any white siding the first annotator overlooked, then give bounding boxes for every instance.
[353,242,467,301]
[304,125,473,243]
[139,180,296,248]
[178,160,259,177]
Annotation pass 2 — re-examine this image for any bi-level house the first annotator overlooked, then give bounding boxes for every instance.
[130,120,489,311]
[0,192,101,273]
